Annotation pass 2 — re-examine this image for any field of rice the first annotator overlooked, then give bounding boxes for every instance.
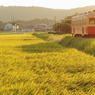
[1,32,95,95]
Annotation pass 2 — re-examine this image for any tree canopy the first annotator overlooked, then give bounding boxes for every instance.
[53,13,79,34]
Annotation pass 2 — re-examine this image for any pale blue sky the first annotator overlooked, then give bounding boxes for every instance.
[0,0,95,9]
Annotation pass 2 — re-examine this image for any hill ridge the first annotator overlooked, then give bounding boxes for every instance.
[0,6,95,22]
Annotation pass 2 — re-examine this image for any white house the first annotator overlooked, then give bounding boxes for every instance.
[4,23,19,31]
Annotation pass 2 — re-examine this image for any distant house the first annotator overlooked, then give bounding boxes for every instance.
[25,29,35,32]
[4,23,19,31]
[35,23,53,32]
[0,27,4,31]
[25,24,35,32]
[47,24,52,31]
[35,23,47,32]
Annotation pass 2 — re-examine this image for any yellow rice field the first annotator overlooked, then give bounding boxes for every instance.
[0,32,95,95]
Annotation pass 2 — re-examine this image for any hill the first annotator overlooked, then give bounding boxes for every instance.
[0,5,95,22]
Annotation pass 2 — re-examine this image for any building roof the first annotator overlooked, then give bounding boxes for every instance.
[7,22,19,26]
[38,23,47,26]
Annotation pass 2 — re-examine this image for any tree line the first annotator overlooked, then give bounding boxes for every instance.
[0,13,78,32]
[53,13,79,34]
[0,18,55,30]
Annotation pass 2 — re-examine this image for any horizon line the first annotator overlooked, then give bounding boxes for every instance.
[0,5,95,10]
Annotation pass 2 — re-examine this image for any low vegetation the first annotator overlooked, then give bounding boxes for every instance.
[1,32,95,95]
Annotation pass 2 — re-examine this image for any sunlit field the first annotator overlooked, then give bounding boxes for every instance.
[1,32,95,95]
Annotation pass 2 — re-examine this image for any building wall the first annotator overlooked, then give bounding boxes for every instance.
[4,23,19,31]
[4,23,13,31]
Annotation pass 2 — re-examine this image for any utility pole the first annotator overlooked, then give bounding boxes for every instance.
[11,15,13,22]
[54,16,56,31]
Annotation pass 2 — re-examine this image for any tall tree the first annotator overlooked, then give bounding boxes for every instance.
[61,13,79,24]
[53,13,79,33]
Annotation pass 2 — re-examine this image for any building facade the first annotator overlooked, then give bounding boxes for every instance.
[35,23,52,32]
[4,23,19,31]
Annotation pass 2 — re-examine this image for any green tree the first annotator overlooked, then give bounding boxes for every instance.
[53,13,79,34]
[61,13,79,24]
[53,23,61,31]
[61,23,71,33]
[0,21,5,27]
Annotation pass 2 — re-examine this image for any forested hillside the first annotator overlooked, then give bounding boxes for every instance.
[0,6,95,22]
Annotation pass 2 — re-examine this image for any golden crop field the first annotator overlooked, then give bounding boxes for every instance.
[1,32,95,95]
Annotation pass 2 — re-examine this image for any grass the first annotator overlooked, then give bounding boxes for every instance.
[59,36,95,56]
[1,32,95,94]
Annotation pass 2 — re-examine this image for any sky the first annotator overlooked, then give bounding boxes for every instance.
[0,0,95,9]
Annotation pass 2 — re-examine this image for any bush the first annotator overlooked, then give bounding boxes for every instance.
[61,23,71,33]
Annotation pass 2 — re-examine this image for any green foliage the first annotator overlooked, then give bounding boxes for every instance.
[59,36,95,56]
[12,18,54,29]
[61,13,79,24]
[61,23,71,33]
[53,23,71,33]
[53,13,79,33]
[1,32,95,95]
[61,16,72,24]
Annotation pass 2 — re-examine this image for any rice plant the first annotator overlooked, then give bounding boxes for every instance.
[0,33,95,95]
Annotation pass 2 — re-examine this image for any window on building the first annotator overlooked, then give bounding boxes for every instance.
[89,18,95,24]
